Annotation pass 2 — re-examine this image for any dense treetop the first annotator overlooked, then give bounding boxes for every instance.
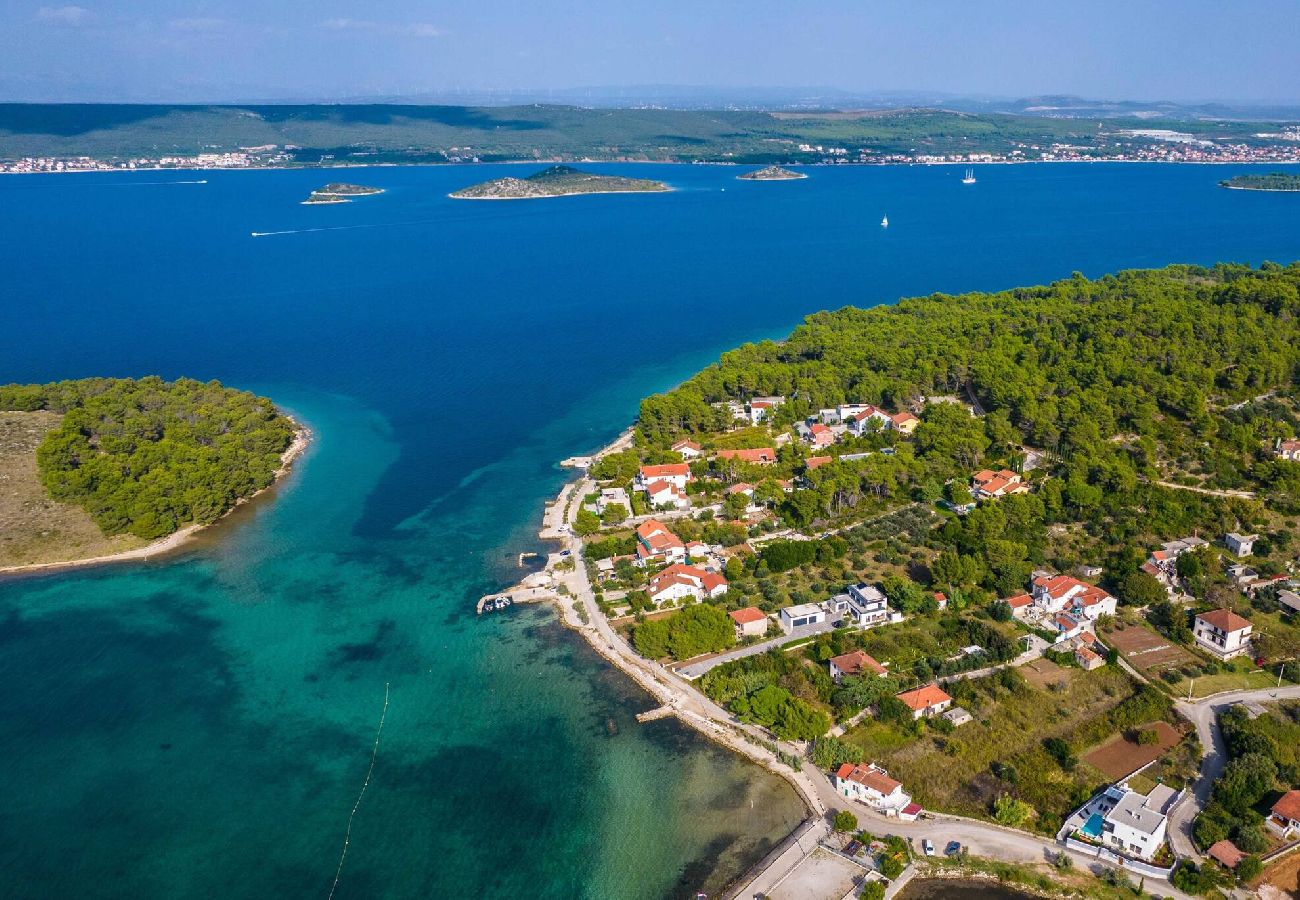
[0,377,296,539]
[640,263,1300,449]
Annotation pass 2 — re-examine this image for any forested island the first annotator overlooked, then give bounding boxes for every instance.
[0,377,301,569]
[1220,172,1300,191]
[449,165,669,199]
[302,183,384,204]
[737,165,807,180]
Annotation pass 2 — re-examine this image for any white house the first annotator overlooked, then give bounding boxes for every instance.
[1193,608,1253,659]
[748,396,785,424]
[1277,439,1300,461]
[834,762,911,813]
[671,439,702,460]
[1224,532,1257,557]
[779,602,826,632]
[637,463,691,491]
[1052,612,1088,642]
[645,479,690,509]
[728,607,769,639]
[1031,574,1117,621]
[828,649,887,682]
[647,564,728,605]
[1085,783,1177,862]
[1268,790,1300,839]
[847,405,892,435]
[895,684,953,720]
[825,582,899,629]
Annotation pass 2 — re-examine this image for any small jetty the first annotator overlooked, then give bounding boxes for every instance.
[635,705,676,723]
[560,455,593,469]
[518,551,542,566]
[476,586,556,614]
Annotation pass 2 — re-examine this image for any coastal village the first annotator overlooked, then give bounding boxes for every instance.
[491,382,1300,899]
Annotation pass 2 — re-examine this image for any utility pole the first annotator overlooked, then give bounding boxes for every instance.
[1280,664,1286,689]
[1187,677,1194,702]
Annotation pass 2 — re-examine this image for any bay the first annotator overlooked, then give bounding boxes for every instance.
[0,161,1297,899]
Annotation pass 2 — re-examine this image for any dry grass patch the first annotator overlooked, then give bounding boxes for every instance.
[0,411,144,567]
[1082,721,1183,780]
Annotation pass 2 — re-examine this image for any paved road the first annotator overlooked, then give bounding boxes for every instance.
[1166,684,1300,860]
[547,464,1207,899]
[674,621,835,679]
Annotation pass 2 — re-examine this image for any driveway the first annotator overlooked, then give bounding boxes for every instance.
[672,620,835,679]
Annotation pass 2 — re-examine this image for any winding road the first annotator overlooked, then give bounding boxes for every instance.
[543,452,1296,900]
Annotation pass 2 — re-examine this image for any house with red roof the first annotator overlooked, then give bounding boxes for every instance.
[1193,608,1253,660]
[747,396,784,424]
[1268,789,1300,838]
[635,519,686,565]
[808,422,836,448]
[637,463,691,490]
[648,564,728,605]
[896,684,953,720]
[972,468,1029,500]
[890,411,920,434]
[805,455,833,471]
[1031,574,1117,622]
[828,649,887,682]
[834,762,911,813]
[728,607,769,639]
[671,439,702,460]
[1277,439,1300,461]
[645,479,690,510]
[1207,839,1243,869]
[1004,593,1034,619]
[716,447,777,465]
[847,405,892,435]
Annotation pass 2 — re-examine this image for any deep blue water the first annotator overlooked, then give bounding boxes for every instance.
[0,161,1298,899]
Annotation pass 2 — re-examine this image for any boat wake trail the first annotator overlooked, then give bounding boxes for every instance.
[251,219,437,238]
[326,682,391,900]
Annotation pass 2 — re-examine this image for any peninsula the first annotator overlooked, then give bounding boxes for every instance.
[302,182,384,204]
[738,164,807,180]
[0,377,306,573]
[449,165,669,200]
[1220,172,1300,191]
[500,262,1300,900]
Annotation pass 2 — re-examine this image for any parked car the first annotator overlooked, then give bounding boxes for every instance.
[922,839,935,856]
[945,841,962,856]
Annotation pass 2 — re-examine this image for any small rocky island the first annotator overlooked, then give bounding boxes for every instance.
[737,165,807,181]
[1219,172,1300,192]
[302,183,385,204]
[449,165,669,200]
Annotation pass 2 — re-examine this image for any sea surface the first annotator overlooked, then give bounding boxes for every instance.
[1,161,1298,899]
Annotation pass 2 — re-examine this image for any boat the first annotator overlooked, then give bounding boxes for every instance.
[962,168,976,184]
[880,215,889,228]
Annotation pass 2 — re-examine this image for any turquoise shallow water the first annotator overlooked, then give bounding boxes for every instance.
[0,161,1298,899]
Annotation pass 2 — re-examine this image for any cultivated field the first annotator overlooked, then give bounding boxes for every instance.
[1082,721,1183,780]
[0,411,144,567]
[1104,622,1196,678]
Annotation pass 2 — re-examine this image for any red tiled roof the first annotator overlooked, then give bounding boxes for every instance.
[901,802,923,816]
[671,439,701,451]
[1076,646,1102,663]
[829,649,886,677]
[1272,789,1300,822]
[636,519,684,554]
[836,762,901,795]
[716,448,776,464]
[891,411,919,425]
[805,455,833,470]
[897,684,952,712]
[725,482,754,495]
[640,463,690,479]
[810,423,830,435]
[729,607,767,625]
[1208,840,1243,868]
[1196,608,1252,633]
[645,479,684,498]
[1005,593,1032,609]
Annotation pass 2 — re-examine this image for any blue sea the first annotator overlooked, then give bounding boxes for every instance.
[0,161,1298,899]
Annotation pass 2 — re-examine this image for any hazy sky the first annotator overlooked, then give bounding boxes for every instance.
[3,0,1300,103]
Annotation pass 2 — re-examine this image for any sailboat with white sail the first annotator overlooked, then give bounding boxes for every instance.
[962,168,976,184]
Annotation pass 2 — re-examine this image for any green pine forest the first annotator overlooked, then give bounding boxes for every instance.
[0,376,296,540]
